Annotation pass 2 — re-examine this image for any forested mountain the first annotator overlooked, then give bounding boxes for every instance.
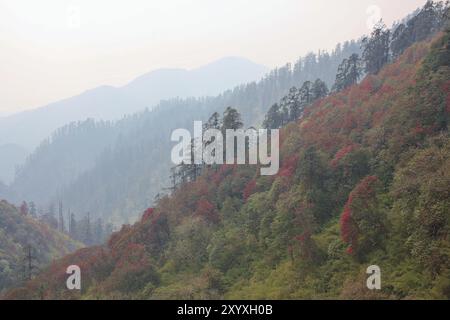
[0,57,268,152]
[6,40,362,224]
[9,120,119,205]
[0,57,269,184]
[5,7,450,299]
[0,200,81,293]
[122,57,269,107]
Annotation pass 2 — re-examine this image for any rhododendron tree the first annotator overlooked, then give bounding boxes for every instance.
[331,144,357,168]
[141,208,155,222]
[278,154,299,178]
[340,176,386,257]
[242,179,257,201]
[195,199,219,223]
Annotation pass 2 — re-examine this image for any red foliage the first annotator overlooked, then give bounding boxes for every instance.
[340,176,379,254]
[378,83,395,96]
[278,154,299,177]
[372,109,387,126]
[294,232,310,243]
[194,199,219,223]
[413,123,426,135]
[116,243,148,269]
[108,224,133,253]
[294,231,316,261]
[360,76,375,92]
[331,144,357,167]
[352,175,378,202]
[279,128,287,148]
[329,95,346,108]
[242,179,257,201]
[342,112,357,131]
[141,208,155,222]
[190,178,211,199]
[211,164,235,185]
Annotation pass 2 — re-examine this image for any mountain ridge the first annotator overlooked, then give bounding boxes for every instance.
[4,40,361,221]
[0,56,268,150]
[0,57,269,183]
[5,28,449,300]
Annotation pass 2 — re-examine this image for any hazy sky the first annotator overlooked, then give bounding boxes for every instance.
[0,0,427,115]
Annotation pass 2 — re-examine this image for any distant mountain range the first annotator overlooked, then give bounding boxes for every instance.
[4,39,362,222]
[6,23,450,300]
[0,57,268,183]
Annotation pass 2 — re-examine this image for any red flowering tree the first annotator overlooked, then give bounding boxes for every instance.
[340,176,386,257]
[195,199,219,223]
[242,179,257,201]
[330,144,357,168]
[278,154,299,178]
[141,208,155,222]
[103,243,159,294]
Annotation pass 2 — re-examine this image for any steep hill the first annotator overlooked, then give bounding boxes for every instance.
[6,28,450,300]
[7,41,361,223]
[0,200,82,293]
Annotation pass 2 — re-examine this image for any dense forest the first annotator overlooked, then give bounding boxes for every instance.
[4,1,449,299]
[0,200,81,293]
[3,38,361,225]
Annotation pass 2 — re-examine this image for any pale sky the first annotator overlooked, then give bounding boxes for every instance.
[0,0,427,115]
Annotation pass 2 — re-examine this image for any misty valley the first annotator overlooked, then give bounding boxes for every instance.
[0,0,449,304]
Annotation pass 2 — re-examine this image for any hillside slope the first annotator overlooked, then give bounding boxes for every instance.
[0,201,82,292]
[7,42,361,223]
[5,29,450,300]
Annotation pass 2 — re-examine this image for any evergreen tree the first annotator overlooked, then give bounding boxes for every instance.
[390,23,411,59]
[222,107,243,131]
[391,1,449,58]
[29,202,36,217]
[94,218,104,244]
[333,54,363,92]
[263,79,328,128]
[204,112,221,130]
[299,81,313,106]
[362,21,391,74]
[286,87,302,121]
[311,79,329,101]
[84,212,92,245]
[69,212,77,240]
[42,203,58,229]
[21,244,38,281]
[203,112,222,168]
[58,201,65,233]
[263,103,283,129]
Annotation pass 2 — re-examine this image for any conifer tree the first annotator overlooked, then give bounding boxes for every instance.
[263,103,283,129]
[333,54,363,92]
[311,79,329,101]
[58,201,65,233]
[362,21,391,74]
